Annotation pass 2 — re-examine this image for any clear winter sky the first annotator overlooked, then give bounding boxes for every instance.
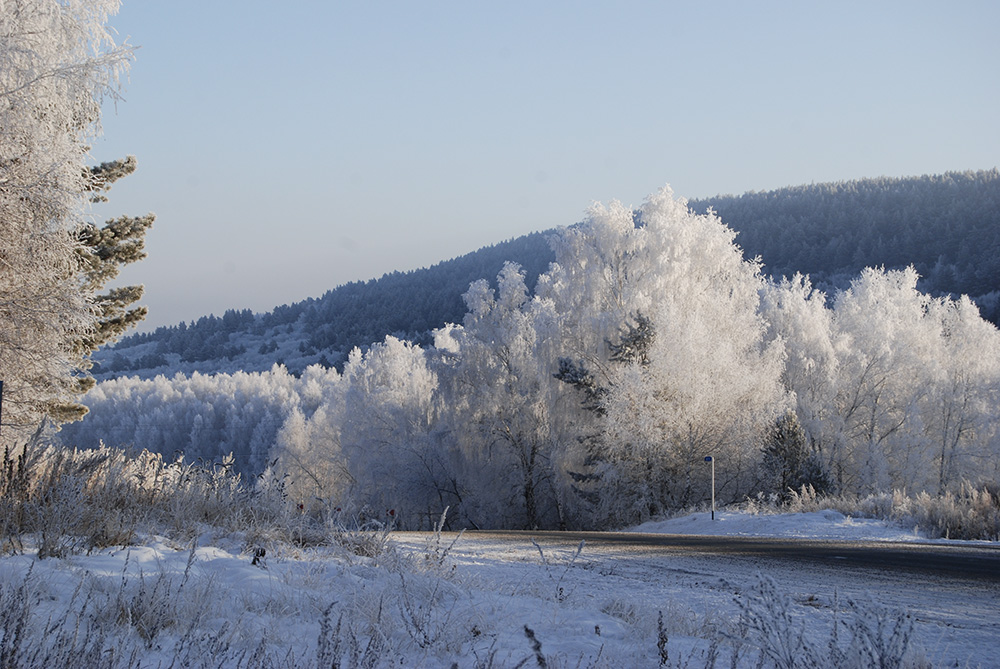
[91,1,1000,332]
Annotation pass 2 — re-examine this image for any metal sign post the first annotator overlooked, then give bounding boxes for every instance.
[704,456,715,520]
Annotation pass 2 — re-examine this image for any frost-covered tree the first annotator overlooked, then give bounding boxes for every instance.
[0,0,132,435]
[274,337,448,527]
[920,295,1000,492]
[548,187,787,526]
[764,266,1000,495]
[56,156,155,419]
[62,364,323,479]
[825,267,940,493]
[273,368,349,502]
[759,274,838,451]
[337,337,442,525]
[439,263,562,529]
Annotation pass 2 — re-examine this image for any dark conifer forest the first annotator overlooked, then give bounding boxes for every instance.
[688,170,1000,320]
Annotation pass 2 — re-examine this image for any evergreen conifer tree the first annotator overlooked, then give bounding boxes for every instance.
[762,411,831,500]
[76,157,155,355]
[49,157,155,421]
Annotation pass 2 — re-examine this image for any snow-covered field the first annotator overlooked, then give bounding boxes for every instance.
[1,511,996,667]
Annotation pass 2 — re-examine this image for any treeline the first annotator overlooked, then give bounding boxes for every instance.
[64,186,1000,531]
[67,366,334,478]
[299,232,553,352]
[96,232,555,377]
[689,169,1000,322]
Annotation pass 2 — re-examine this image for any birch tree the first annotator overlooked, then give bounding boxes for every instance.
[335,337,445,527]
[765,267,1000,495]
[920,295,1000,493]
[442,263,562,529]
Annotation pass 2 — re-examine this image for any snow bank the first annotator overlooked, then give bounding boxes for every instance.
[633,509,925,542]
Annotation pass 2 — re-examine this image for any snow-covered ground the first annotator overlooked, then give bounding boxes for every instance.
[1,511,996,667]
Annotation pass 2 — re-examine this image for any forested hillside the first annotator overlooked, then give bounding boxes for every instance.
[689,169,1000,322]
[93,232,555,378]
[92,169,1000,382]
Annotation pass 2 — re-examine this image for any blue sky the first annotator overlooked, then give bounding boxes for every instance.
[92,1,1000,331]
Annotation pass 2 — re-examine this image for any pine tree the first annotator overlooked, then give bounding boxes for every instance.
[762,411,831,501]
[76,157,156,356]
[554,314,648,516]
[607,312,654,366]
[48,157,155,421]
[553,357,606,414]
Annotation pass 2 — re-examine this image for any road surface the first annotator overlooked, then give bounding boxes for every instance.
[466,530,1000,581]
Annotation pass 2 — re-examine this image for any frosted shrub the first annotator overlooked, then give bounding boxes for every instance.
[736,576,926,669]
[741,491,782,515]
[315,603,386,669]
[783,484,848,514]
[0,568,124,668]
[901,484,1000,541]
[841,599,919,669]
[420,507,464,572]
[532,538,585,604]
[854,492,895,520]
[775,482,1000,541]
[0,442,299,556]
[104,548,201,647]
[0,547,279,668]
[736,576,823,668]
[0,444,149,558]
[329,517,396,560]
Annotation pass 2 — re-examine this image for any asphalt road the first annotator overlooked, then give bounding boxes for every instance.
[464,530,1000,582]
